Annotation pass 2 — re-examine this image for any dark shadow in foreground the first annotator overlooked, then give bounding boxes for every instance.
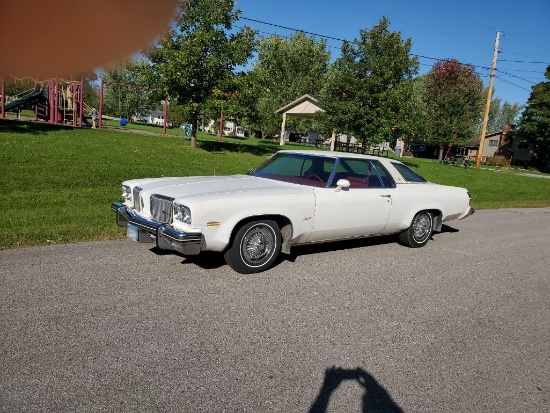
[309,367,404,413]
[198,139,276,156]
[440,224,459,233]
[0,118,72,134]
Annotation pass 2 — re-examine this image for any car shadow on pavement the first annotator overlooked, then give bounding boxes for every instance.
[287,235,398,262]
[308,366,403,413]
[440,224,459,233]
[150,225,461,272]
[182,251,227,269]
[149,246,227,269]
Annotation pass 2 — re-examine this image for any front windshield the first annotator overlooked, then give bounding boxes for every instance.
[248,153,336,187]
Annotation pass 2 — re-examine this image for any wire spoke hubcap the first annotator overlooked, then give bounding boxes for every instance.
[413,214,431,241]
[242,226,274,264]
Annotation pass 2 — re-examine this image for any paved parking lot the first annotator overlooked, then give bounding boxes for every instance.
[1,208,549,412]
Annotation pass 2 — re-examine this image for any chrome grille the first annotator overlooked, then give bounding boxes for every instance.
[133,187,143,211]
[150,194,174,223]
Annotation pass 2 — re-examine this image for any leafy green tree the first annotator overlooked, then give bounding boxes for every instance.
[518,66,550,171]
[483,97,523,133]
[232,72,261,136]
[319,17,418,148]
[200,85,241,136]
[102,59,155,118]
[81,72,99,109]
[391,76,432,146]
[145,0,256,148]
[3,77,40,97]
[247,31,330,138]
[422,58,484,158]
[167,103,191,129]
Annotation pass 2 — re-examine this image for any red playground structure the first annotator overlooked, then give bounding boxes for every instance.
[1,76,88,127]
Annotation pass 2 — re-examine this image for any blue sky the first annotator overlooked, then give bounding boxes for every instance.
[234,0,550,107]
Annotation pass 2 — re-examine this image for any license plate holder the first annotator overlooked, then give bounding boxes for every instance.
[127,223,139,242]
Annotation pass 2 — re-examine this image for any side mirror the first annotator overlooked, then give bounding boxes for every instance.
[335,179,350,192]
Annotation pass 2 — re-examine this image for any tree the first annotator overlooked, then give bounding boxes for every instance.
[518,66,550,171]
[483,97,523,134]
[319,17,419,148]
[102,59,155,118]
[81,72,99,109]
[422,58,484,158]
[3,76,40,97]
[247,32,331,138]
[202,83,242,136]
[394,76,432,145]
[145,0,256,148]
[232,72,262,136]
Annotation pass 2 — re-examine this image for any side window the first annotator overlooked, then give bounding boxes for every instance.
[370,161,396,188]
[334,159,391,188]
[255,153,306,176]
[303,157,335,182]
[391,162,427,183]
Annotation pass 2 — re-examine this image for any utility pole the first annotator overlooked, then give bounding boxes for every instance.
[476,30,501,168]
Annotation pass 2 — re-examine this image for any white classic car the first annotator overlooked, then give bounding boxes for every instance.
[112,150,474,273]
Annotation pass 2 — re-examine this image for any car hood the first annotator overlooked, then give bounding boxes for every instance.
[128,175,311,200]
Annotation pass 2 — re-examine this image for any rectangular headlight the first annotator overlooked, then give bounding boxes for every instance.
[122,185,131,201]
[173,202,191,224]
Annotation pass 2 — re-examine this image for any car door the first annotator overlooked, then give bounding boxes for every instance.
[307,159,393,242]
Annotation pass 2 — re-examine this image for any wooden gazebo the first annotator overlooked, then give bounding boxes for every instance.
[276,94,324,146]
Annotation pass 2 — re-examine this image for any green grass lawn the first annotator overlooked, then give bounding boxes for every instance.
[1,118,549,249]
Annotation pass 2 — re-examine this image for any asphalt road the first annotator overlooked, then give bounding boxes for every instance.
[1,208,549,413]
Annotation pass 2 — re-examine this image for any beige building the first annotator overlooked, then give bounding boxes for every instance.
[465,125,534,166]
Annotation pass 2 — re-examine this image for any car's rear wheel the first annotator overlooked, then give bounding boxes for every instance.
[224,220,281,274]
[398,211,433,248]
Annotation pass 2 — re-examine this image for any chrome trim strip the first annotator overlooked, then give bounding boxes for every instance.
[133,187,142,211]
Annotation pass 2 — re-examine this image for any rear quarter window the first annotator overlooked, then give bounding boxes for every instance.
[391,162,427,183]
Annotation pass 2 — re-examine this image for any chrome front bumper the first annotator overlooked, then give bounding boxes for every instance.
[111,202,203,255]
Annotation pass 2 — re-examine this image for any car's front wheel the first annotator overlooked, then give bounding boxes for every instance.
[398,211,433,248]
[224,220,282,274]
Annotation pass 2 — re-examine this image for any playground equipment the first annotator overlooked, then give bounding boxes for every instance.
[1,76,86,126]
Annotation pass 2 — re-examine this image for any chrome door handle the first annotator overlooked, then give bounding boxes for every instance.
[380,194,391,198]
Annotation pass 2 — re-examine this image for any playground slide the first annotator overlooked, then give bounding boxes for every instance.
[3,89,47,112]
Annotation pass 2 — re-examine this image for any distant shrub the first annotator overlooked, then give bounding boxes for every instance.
[483,156,510,167]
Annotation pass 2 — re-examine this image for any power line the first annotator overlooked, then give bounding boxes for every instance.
[241,17,345,42]
[499,67,548,74]
[234,24,342,51]
[500,59,550,65]
[494,76,531,92]
[495,68,537,85]
[240,15,541,91]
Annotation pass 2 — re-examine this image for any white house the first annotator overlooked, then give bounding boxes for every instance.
[140,110,167,126]
[201,119,244,137]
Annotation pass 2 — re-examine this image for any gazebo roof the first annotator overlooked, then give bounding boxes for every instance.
[275,94,324,119]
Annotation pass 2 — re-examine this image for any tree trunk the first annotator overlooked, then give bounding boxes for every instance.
[190,114,198,149]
